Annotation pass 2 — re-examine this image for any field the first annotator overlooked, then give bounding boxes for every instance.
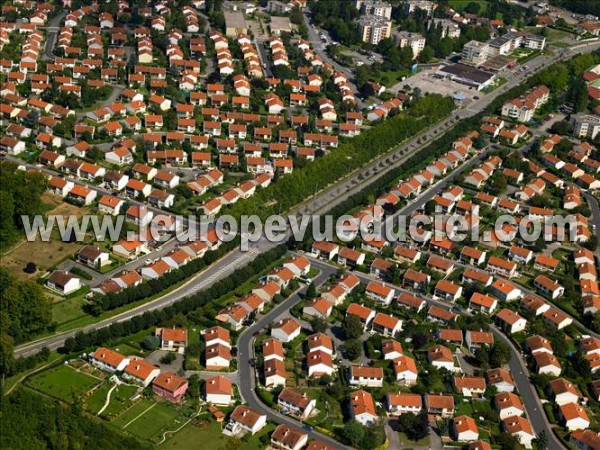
[112,399,189,444]
[448,0,490,13]
[26,364,100,400]
[163,420,275,450]
[52,295,87,326]
[0,193,92,279]
[85,382,139,417]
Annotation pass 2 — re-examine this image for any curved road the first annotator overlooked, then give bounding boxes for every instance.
[307,257,568,450]
[236,267,353,449]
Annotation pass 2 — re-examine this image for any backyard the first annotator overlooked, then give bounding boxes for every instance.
[112,399,193,444]
[26,364,100,401]
[162,419,275,450]
[85,382,139,417]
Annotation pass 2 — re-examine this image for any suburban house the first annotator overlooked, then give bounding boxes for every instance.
[123,358,160,386]
[152,372,188,403]
[89,347,130,373]
[155,327,188,352]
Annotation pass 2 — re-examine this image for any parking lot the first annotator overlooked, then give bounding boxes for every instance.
[390,69,481,103]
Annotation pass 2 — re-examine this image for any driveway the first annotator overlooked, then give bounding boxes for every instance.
[145,349,185,372]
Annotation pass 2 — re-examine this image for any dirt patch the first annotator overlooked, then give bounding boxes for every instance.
[1,195,93,279]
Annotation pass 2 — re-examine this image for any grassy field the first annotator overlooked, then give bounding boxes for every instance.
[52,295,87,325]
[113,400,188,443]
[26,364,100,401]
[448,0,490,13]
[85,382,139,417]
[0,193,91,279]
[163,420,275,450]
[398,431,430,447]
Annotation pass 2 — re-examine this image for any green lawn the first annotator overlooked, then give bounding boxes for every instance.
[26,364,100,401]
[85,382,139,417]
[112,398,156,428]
[448,0,490,13]
[455,401,474,416]
[113,400,188,443]
[52,296,87,326]
[163,420,275,450]
[398,431,430,447]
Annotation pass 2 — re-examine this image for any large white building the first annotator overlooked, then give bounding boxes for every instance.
[355,0,393,20]
[405,0,436,16]
[573,113,600,140]
[357,15,392,45]
[462,40,490,66]
[394,31,426,59]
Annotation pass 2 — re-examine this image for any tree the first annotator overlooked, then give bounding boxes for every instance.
[343,420,365,447]
[396,412,429,441]
[418,46,434,63]
[311,317,328,333]
[465,2,481,14]
[160,352,176,364]
[494,432,521,450]
[489,341,512,368]
[344,339,362,360]
[141,335,159,351]
[306,282,317,299]
[568,74,589,112]
[342,314,364,339]
[535,430,549,450]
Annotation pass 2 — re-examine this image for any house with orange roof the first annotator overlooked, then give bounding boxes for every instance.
[155,327,187,352]
[559,403,590,431]
[365,281,395,306]
[350,390,377,426]
[205,342,231,370]
[386,393,422,415]
[502,415,534,448]
[548,378,582,406]
[270,425,308,450]
[382,340,403,360]
[469,292,497,314]
[152,372,188,403]
[428,344,458,372]
[349,365,384,388]
[454,376,486,397]
[123,357,160,386]
[465,331,494,350]
[90,347,130,372]
[205,375,233,405]
[311,241,340,260]
[346,303,376,330]
[495,391,524,419]
[307,348,334,377]
[533,352,562,376]
[278,388,316,419]
[434,279,462,302]
[302,297,332,319]
[252,280,281,302]
[267,266,295,288]
[393,355,418,386]
[491,280,522,302]
[228,406,267,435]
[453,415,479,442]
[372,312,402,337]
[426,394,455,418]
[271,318,301,343]
[487,368,515,393]
[495,308,527,334]
[217,304,250,331]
